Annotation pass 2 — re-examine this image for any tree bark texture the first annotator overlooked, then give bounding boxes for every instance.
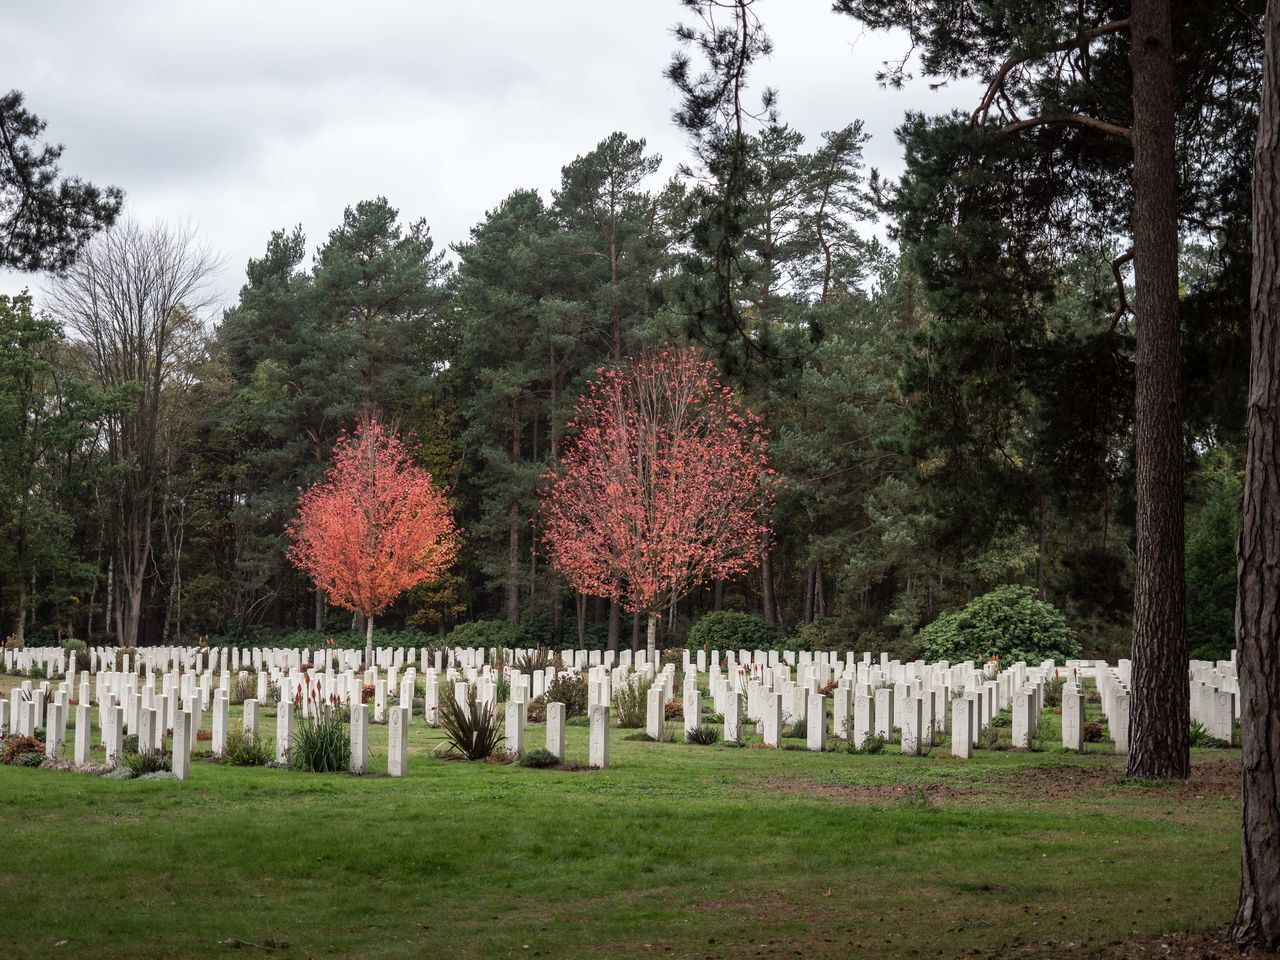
[1126,0,1190,780]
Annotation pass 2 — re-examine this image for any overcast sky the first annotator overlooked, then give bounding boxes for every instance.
[2,1,977,309]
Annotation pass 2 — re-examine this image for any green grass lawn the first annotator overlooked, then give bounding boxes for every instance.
[0,673,1241,960]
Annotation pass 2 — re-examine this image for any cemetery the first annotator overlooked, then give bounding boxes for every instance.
[2,1,1277,957]
[0,641,1244,958]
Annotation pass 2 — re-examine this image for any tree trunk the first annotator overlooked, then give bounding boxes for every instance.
[803,563,816,624]
[1232,0,1280,944]
[632,610,643,652]
[607,598,621,652]
[13,578,25,647]
[761,550,778,626]
[365,614,374,668]
[1126,0,1189,781]
[646,614,658,660]
[314,590,325,631]
[713,578,724,612]
[576,593,587,648]
[1036,491,1050,601]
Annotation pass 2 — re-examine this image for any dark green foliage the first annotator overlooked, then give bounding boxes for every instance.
[545,673,588,719]
[1187,722,1230,750]
[1185,458,1242,662]
[287,707,350,773]
[439,687,504,761]
[517,748,560,769]
[14,751,45,768]
[445,620,518,650]
[685,725,720,745]
[687,612,779,652]
[0,90,123,271]
[205,627,444,652]
[918,585,1080,665]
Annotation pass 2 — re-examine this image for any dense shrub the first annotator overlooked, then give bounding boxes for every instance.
[222,725,272,766]
[228,672,257,704]
[545,673,588,718]
[687,612,779,652]
[2,735,44,764]
[612,675,653,728]
[63,638,91,672]
[288,706,350,772]
[525,696,547,724]
[917,585,1081,665]
[444,620,518,650]
[517,748,560,769]
[664,699,682,721]
[14,751,45,768]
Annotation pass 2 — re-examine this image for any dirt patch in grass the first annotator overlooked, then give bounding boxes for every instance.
[749,752,1240,806]
[1048,928,1280,959]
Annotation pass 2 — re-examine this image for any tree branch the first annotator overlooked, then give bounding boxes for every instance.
[996,113,1132,142]
[1109,248,1135,332]
[971,19,1130,129]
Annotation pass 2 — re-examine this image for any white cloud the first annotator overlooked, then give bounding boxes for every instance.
[1,0,978,306]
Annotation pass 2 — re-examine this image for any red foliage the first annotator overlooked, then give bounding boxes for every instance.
[539,348,774,616]
[288,414,459,621]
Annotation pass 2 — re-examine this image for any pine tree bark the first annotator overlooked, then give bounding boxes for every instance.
[1126,0,1190,780]
[761,550,778,626]
[1232,0,1280,944]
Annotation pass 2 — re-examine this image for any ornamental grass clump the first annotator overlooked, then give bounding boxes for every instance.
[686,724,720,745]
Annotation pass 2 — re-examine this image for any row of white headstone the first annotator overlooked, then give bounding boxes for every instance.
[4,646,1240,772]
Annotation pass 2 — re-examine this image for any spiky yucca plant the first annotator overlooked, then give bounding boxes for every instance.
[440,687,503,760]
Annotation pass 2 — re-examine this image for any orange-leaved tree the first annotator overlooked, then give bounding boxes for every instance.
[540,348,774,656]
[288,414,459,663]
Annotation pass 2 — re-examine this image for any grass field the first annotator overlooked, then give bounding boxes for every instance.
[0,672,1243,960]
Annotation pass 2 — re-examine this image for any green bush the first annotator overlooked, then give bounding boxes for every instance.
[686,612,779,652]
[288,706,350,773]
[444,620,519,650]
[545,673,588,718]
[222,725,272,767]
[612,675,653,728]
[517,748,561,768]
[917,585,1080,665]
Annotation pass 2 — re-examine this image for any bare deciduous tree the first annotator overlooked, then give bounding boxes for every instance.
[47,218,219,644]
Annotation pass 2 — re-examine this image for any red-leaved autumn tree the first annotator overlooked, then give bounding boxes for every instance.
[288,414,459,662]
[540,348,774,655]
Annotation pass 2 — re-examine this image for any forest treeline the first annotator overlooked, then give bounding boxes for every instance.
[0,4,1258,661]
